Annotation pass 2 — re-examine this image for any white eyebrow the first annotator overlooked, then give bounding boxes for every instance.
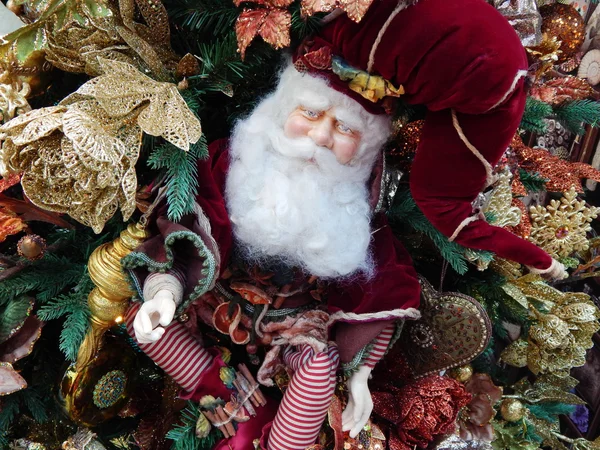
[296,91,331,111]
[333,108,363,132]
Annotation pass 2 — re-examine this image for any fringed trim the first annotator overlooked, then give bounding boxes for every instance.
[327,307,420,325]
[485,70,528,113]
[451,109,497,187]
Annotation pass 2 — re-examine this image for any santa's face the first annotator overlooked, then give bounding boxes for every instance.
[284,104,362,165]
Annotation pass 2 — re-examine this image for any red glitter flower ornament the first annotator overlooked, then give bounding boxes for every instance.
[391,376,471,450]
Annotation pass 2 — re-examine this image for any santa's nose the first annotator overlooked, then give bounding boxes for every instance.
[308,119,334,149]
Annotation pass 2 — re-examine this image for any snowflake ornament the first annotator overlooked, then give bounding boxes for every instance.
[529,188,599,259]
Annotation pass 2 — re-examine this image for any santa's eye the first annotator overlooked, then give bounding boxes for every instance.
[301,108,320,119]
[337,122,354,135]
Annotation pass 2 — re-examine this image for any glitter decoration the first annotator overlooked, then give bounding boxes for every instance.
[499,398,526,422]
[391,119,423,158]
[0,81,30,124]
[482,169,521,228]
[511,135,600,193]
[399,277,491,378]
[539,3,585,64]
[0,58,201,233]
[529,187,599,259]
[501,288,600,376]
[93,370,127,409]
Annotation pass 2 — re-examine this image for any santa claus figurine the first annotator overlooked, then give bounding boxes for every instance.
[123,0,564,448]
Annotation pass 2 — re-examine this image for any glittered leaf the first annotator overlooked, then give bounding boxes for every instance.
[0,296,33,344]
[500,339,528,367]
[0,315,42,364]
[530,76,596,105]
[301,0,338,16]
[0,362,27,395]
[0,209,26,243]
[236,9,267,60]
[501,283,529,309]
[338,0,374,22]
[76,58,202,151]
[258,9,291,51]
[233,0,293,7]
[0,174,21,193]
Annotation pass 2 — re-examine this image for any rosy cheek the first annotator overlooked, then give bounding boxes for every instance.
[284,114,312,138]
[333,136,360,164]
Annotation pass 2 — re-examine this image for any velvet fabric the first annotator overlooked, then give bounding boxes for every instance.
[296,0,554,270]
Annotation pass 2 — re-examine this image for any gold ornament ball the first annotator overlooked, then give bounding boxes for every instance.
[540,3,585,64]
[500,398,526,422]
[448,365,474,383]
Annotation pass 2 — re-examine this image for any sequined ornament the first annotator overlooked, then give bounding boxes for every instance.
[17,234,46,260]
[92,370,127,409]
[448,365,473,383]
[529,187,599,259]
[501,288,600,376]
[0,82,30,124]
[499,398,525,422]
[399,277,491,378]
[511,135,600,193]
[0,58,201,233]
[390,120,423,158]
[540,3,585,64]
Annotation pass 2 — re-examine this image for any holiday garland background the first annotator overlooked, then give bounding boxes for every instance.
[1,0,600,449]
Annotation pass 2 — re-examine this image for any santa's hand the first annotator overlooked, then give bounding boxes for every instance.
[528,258,568,281]
[133,290,176,344]
[342,365,373,438]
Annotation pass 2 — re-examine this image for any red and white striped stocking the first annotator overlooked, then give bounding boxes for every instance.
[125,303,213,392]
[267,344,340,450]
[363,323,395,368]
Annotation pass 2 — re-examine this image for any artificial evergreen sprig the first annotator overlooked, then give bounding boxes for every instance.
[166,402,222,450]
[520,97,600,135]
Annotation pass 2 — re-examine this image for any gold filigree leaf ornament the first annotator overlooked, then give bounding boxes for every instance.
[0,58,202,233]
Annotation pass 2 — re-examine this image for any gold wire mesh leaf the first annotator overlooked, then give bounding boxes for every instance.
[77,58,201,150]
[0,106,66,136]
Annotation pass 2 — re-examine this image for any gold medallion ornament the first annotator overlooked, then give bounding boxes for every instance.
[0,58,202,233]
[529,187,599,259]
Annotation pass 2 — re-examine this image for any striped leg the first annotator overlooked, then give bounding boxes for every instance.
[363,323,395,368]
[125,303,213,392]
[268,345,340,450]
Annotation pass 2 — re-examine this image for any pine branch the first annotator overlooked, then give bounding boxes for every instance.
[520,97,552,134]
[166,402,222,450]
[388,189,483,274]
[147,136,208,222]
[20,387,48,423]
[554,99,600,135]
[168,0,239,37]
[0,296,33,342]
[0,395,19,432]
[519,168,548,193]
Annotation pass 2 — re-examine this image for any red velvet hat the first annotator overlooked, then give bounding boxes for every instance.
[293,0,563,276]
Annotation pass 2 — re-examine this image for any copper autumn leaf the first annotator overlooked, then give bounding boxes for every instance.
[338,0,375,22]
[530,76,596,105]
[0,209,26,242]
[301,0,338,17]
[236,8,291,59]
[233,0,294,7]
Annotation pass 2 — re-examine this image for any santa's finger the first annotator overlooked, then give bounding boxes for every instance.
[353,393,365,423]
[342,398,354,423]
[159,301,176,327]
[149,327,165,342]
[139,312,153,334]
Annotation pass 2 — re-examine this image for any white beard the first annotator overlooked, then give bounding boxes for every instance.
[226,112,377,279]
